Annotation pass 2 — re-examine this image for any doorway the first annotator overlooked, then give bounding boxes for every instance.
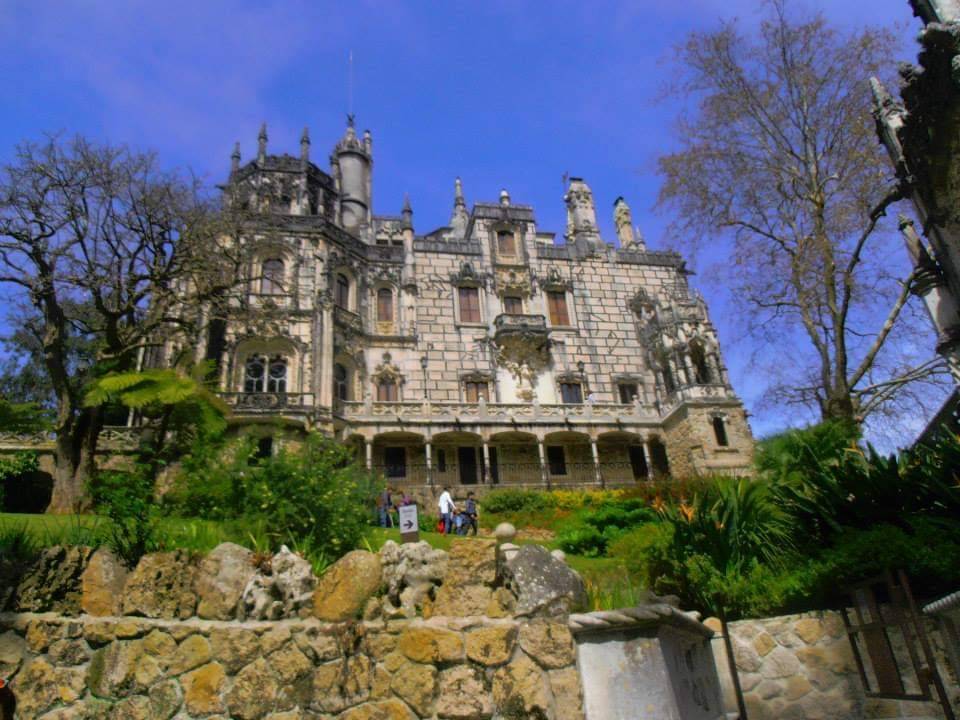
[458,447,478,484]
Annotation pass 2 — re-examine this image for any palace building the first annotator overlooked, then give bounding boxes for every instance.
[175,118,754,488]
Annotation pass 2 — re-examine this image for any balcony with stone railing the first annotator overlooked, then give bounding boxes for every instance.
[0,426,144,451]
[220,392,316,415]
[658,383,736,415]
[493,313,549,344]
[334,305,363,332]
[336,397,657,426]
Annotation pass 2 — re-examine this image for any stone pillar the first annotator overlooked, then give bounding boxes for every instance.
[642,441,654,480]
[425,440,433,488]
[682,353,696,385]
[590,439,603,489]
[318,303,335,412]
[482,441,491,485]
[537,438,550,489]
[365,438,373,472]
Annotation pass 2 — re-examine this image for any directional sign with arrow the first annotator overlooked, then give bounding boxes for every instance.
[398,504,419,543]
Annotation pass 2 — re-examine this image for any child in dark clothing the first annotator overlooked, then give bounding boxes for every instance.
[463,492,479,536]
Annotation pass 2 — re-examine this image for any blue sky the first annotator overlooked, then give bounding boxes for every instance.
[0,1,931,441]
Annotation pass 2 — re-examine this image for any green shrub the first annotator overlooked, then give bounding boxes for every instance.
[0,521,39,561]
[482,489,555,514]
[608,522,674,583]
[167,433,379,563]
[557,525,606,556]
[90,465,160,566]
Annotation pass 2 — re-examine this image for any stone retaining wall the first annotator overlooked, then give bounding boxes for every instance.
[0,611,582,720]
[708,611,960,720]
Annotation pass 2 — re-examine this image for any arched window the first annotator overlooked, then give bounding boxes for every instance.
[659,353,676,393]
[497,230,516,256]
[376,380,398,402]
[690,342,712,384]
[244,355,266,393]
[334,363,349,401]
[261,258,284,295]
[377,288,394,322]
[267,357,287,393]
[335,273,350,309]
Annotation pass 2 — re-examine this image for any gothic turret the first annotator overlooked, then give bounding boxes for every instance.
[230,142,240,176]
[564,178,603,251]
[257,123,268,165]
[332,115,373,232]
[614,196,645,250]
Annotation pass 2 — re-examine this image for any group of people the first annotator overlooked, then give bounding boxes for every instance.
[438,486,478,536]
[375,486,413,528]
[375,485,478,536]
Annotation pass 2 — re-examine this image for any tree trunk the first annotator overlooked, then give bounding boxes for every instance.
[46,408,100,514]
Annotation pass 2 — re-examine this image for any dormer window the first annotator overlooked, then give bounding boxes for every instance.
[261,259,284,295]
[497,230,516,257]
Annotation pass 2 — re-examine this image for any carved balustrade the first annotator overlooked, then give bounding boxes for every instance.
[220,392,316,413]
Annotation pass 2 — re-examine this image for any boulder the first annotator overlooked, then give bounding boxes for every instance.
[444,539,497,585]
[122,551,197,619]
[313,550,382,622]
[494,522,517,542]
[225,657,281,719]
[501,544,588,617]
[465,625,517,666]
[398,626,464,664]
[194,542,256,620]
[379,540,447,609]
[16,545,93,614]
[390,660,437,716]
[180,662,226,716]
[241,546,316,620]
[492,652,554,718]
[431,583,493,618]
[518,619,576,669]
[337,699,418,720]
[81,548,128,616]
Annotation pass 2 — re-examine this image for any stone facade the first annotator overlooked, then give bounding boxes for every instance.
[152,119,753,490]
[708,611,960,720]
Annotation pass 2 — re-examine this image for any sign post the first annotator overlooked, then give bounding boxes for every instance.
[398,504,419,544]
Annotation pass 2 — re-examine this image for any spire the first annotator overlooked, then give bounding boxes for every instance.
[363,129,372,155]
[454,177,466,209]
[613,196,637,248]
[449,177,469,237]
[230,142,240,175]
[257,123,268,164]
[499,188,511,206]
[300,126,310,162]
[401,193,413,228]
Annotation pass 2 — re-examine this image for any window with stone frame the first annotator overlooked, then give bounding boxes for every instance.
[261,258,285,295]
[458,286,481,323]
[502,295,523,315]
[384,447,406,478]
[547,291,570,326]
[463,381,489,403]
[690,342,712,384]
[335,273,350,309]
[546,446,567,476]
[497,230,517,257]
[334,363,349,401]
[244,354,287,393]
[618,382,639,404]
[377,288,394,323]
[376,379,399,402]
[712,416,730,447]
[559,382,583,404]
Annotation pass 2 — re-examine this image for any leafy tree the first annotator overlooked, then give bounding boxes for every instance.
[0,135,247,512]
[84,361,229,464]
[657,1,950,425]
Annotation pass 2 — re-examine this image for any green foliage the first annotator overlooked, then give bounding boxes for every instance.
[607,522,675,583]
[557,525,607,557]
[482,489,555,514]
[84,362,229,457]
[90,466,160,566]
[0,399,52,433]
[0,521,39,561]
[557,501,659,556]
[167,433,379,563]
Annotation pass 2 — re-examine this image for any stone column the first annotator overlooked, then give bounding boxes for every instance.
[365,438,373,472]
[642,441,654,480]
[537,438,550,489]
[425,440,433,488]
[482,441,491,485]
[590,439,603,489]
[682,353,696,385]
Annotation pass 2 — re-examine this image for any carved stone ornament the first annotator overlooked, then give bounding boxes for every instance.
[492,320,550,402]
[495,268,532,297]
[371,352,405,385]
[449,261,487,288]
[539,266,572,292]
